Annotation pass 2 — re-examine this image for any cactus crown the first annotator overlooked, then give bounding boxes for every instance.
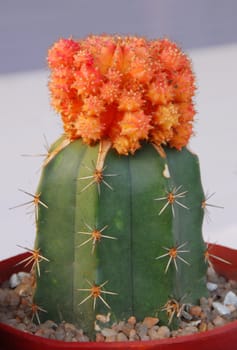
[48,35,195,154]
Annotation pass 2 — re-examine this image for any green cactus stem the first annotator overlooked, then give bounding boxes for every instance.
[34,136,207,335]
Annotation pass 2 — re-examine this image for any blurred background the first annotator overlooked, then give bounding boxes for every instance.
[1,0,237,259]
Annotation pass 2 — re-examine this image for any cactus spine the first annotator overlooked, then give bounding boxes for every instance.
[32,35,207,335]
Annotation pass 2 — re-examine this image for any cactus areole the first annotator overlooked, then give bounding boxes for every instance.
[34,35,207,336]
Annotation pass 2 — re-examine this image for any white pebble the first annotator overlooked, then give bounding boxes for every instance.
[157,326,170,338]
[18,272,30,280]
[129,329,138,341]
[189,320,201,327]
[181,326,198,335]
[9,272,30,288]
[224,291,237,307]
[212,315,226,327]
[206,282,218,291]
[9,274,21,288]
[101,328,117,337]
[212,301,231,315]
[227,304,236,313]
[136,323,147,339]
[148,328,160,340]
[207,267,219,283]
[116,332,128,341]
[96,313,111,323]
[94,323,101,331]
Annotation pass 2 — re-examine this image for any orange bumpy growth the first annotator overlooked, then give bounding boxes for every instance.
[48,35,195,155]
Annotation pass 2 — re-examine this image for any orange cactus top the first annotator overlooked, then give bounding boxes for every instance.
[48,35,195,155]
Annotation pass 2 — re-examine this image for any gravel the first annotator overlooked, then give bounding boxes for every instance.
[1,266,237,342]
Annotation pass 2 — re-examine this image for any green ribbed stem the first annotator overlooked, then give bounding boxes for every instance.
[34,137,207,335]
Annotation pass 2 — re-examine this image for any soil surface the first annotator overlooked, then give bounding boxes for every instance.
[1,267,237,342]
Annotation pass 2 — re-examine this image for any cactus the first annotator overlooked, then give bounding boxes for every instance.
[32,35,207,336]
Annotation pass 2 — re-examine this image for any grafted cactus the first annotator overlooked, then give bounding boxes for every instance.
[32,35,207,336]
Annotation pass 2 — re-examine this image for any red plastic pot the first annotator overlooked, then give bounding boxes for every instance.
[1,244,237,350]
